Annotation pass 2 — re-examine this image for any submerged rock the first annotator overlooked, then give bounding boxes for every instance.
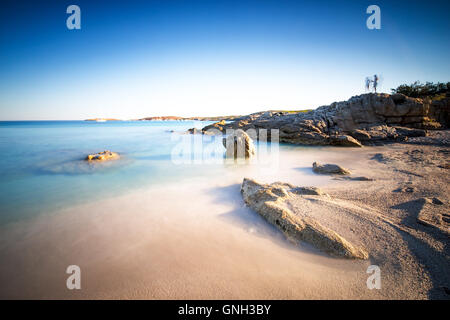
[85,151,119,161]
[312,162,351,175]
[240,178,368,259]
[223,129,256,159]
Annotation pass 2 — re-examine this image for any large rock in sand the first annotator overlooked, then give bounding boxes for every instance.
[241,178,368,259]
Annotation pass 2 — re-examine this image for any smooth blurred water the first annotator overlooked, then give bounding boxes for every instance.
[0,120,231,225]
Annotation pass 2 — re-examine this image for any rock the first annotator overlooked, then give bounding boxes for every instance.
[329,135,362,147]
[187,127,221,135]
[240,178,368,259]
[336,176,375,181]
[392,126,427,137]
[290,186,325,195]
[312,162,351,175]
[186,128,201,134]
[349,129,371,141]
[202,119,227,132]
[222,129,256,159]
[203,93,447,146]
[348,176,374,181]
[393,186,415,193]
[85,151,119,161]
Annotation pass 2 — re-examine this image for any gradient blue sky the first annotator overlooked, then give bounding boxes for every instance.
[0,0,449,120]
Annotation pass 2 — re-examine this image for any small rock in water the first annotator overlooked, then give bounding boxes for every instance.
[312,162,351,175]
[186,128,201,134]
[85,150,119,162]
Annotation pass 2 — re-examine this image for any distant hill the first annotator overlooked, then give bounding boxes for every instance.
[85,118,121,121]
[138,111,311,121]
[138,115,243,121]
[138,116,184,121]
[85,110,312,122]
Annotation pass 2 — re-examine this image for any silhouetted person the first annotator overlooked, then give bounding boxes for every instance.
[365,77,371,91]
[373,74,379,93]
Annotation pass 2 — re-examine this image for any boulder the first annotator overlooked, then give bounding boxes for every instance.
[85,151,119,161]
[312,162,351,175]
[222,129,256,159]
[240,178,368,259]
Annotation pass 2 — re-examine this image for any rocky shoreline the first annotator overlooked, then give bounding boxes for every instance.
[200,92,449,147]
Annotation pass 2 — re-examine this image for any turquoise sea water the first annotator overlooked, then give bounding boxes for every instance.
[0,120,232,225]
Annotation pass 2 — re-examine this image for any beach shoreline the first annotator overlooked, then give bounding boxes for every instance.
[0,131,448,299]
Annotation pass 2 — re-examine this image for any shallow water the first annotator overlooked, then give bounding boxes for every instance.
[0,121,381,299]
[0,120,329,225]
[0,120,214,224]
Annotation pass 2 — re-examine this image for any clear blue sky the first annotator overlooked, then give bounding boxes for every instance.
[0,0,449,120]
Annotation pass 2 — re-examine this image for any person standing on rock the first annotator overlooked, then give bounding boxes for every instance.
[373,74,379,93]
[365,77,371,92]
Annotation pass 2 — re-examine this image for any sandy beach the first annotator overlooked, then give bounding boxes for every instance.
[1,0,449,308]
[0,130,448,300]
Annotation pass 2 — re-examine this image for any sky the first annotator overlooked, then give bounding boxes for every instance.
[0,0,449,120]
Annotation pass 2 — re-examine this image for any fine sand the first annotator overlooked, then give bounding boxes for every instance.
[0,132,448,299]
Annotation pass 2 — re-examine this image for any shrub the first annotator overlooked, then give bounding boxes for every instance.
[391,81,449,98]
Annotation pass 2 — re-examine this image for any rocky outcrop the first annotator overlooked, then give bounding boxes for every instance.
[240,178,368,259]
[85,151,119,161]
[203,93,448,146]
[312,162,351,175]
[202,119,227,132]
[223,129,256,159]
[429,97,450,128]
